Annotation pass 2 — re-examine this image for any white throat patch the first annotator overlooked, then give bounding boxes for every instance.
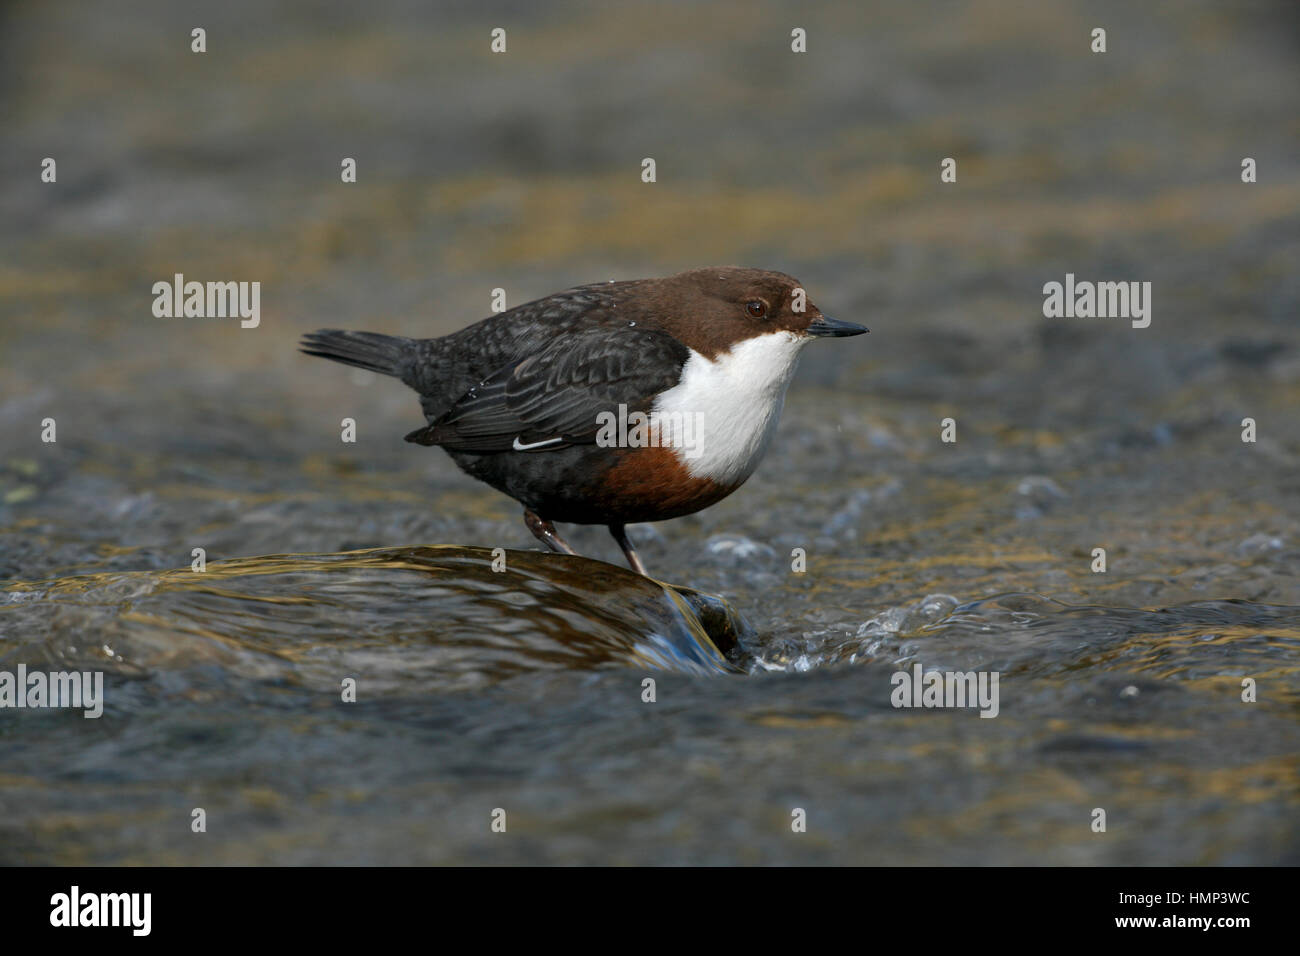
[652,330,808,484]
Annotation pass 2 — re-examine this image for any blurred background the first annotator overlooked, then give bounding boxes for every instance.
[1,0,1298,865]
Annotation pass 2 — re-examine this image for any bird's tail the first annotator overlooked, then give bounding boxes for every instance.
[299,329,414,378]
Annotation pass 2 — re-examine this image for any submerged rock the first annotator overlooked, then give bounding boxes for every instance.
[0,546,754,693]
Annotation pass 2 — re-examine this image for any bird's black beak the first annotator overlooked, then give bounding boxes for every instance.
[806,314,868,337]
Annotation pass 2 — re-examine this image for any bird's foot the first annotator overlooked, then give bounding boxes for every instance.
[523,509,578,555]
[610,523,649,576]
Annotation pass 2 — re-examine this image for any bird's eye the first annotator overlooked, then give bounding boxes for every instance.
[746,300,768,318]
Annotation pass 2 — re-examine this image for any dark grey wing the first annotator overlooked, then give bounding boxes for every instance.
[404,328,689,453]
[401,283,638,412]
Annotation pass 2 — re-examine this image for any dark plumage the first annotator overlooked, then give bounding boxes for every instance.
[300,267,867,574]
[402,328,689,452]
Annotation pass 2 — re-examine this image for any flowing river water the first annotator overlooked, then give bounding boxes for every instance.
[2,0,1298,864]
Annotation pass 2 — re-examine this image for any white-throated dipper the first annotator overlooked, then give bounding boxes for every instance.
[301,267,867,575]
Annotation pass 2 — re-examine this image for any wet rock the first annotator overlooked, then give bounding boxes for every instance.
[0,546,752,691]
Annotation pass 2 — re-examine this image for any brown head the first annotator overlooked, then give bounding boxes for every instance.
[622,266,867,359]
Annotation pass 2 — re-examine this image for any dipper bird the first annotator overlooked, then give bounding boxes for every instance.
[300,267,866,575]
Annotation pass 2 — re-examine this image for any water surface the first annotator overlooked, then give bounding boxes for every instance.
[2,0,1298,864]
